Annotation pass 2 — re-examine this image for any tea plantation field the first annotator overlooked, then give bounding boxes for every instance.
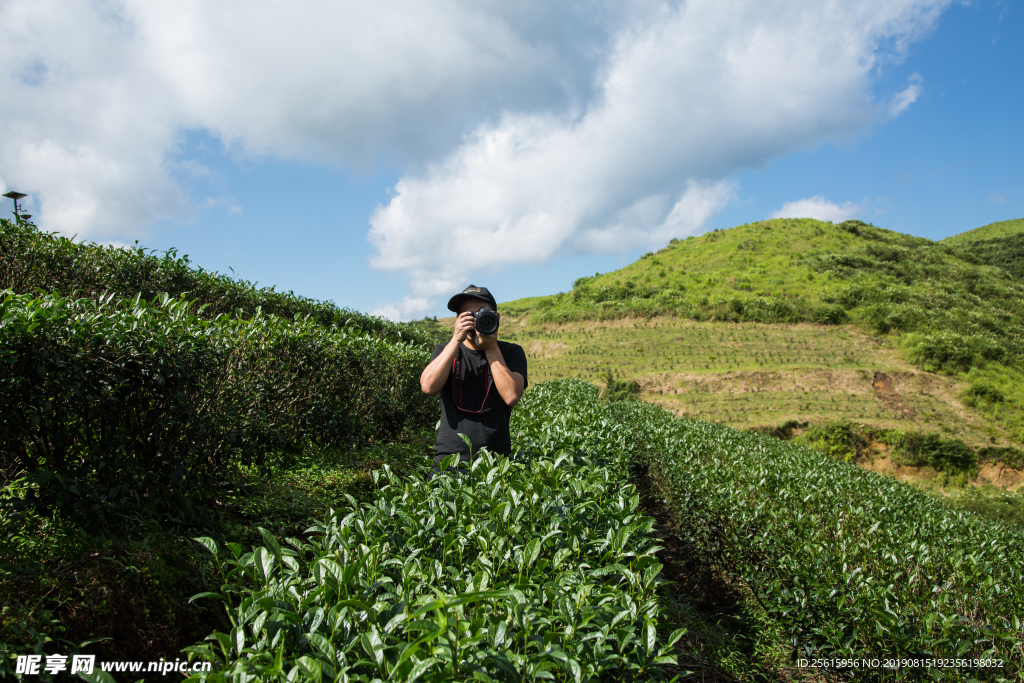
[182,380,1023,681]
[3,216,1023,681]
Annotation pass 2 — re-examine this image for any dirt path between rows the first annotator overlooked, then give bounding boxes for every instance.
[633,466,824,682]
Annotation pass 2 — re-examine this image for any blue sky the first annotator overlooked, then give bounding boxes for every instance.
[1,0,1021,319]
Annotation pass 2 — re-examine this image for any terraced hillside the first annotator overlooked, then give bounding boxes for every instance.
[497,317,995,446]
[456,217,1024,490]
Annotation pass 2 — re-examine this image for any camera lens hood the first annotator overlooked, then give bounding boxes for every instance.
[473,308,500,335]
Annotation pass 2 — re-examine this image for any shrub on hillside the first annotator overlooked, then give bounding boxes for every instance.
[0,291,433,526]
[977,446,1024,470]
[889,431,978,474]
[963,382,1007,406]
[953,233,1024,279]
[792,422,870,463]
[811,303,848,325]
[904,330,1005,373]
[602,371,639,402]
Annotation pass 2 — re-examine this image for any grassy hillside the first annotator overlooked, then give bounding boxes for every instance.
[503,219,1024,365]
[942,217,1024,245]
[487,218,1024,497]
[942,217,1024,279]
[498,317,995,444]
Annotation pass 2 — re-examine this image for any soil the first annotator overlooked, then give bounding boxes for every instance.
[524,340,569,357]
[871,371,915,419]
[860,452,1024,491]
[978,462,1024,490]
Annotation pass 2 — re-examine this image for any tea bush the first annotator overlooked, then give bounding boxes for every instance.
[888,432,978,474]
[0,219,439,349]
[184,380,1024,681]
[185,381,684,681]
[618,399,1024,680]
[0,290,433,525]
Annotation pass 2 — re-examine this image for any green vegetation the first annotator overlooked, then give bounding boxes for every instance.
[942,217,1024,278]
[184,381,1024,680]
[5,211,1024,680]
[499,318,1006,448]
[0,435,434,677]
[0,218,437,348]
[942,217,1024,245]
[498,216,1024,447]
[0,290,432,528]
[790,422,990,474]
[601,370,639,402]
[0,218,443,677]
[505,218,1024,375]
[186,382,684,681]
[621,394,1024,679]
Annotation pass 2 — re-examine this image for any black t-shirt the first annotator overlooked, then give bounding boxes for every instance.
[430,340,528,460]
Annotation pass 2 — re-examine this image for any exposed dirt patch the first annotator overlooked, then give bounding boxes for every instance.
[871,371,915,419]
[861,454,1024,491]
[647,369,878,395]
[861,452,936,485]
[977,462,1024,491]
[524,340,569,358]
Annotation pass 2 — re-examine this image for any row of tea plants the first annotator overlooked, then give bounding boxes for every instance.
[185,381,685,681]
[0,290,434,526]
[611,399,1024,680]
[0,218,439,348]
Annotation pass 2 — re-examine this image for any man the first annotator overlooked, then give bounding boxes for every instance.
[420,285,527,465]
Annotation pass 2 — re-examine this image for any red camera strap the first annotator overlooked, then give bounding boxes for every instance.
[451,348,493,414]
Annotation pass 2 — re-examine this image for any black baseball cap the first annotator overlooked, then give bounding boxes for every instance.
[447,285,497,313]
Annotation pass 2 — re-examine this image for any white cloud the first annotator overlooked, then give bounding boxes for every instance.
[370,0,950,317]
[0,0,613,239]
[771,196,862,222]
[369,295,435,322]
[890,73,924,115]
[202,196,242,215]
[0,0,951,318]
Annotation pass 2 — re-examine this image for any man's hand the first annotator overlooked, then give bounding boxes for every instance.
[476,330,498,351]
[452,311,476,344]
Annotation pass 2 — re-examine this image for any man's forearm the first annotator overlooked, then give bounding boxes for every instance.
[485,347,524,406]
[420,339,461,395]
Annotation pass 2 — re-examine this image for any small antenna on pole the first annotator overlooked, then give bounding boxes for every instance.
[3,191,28,222]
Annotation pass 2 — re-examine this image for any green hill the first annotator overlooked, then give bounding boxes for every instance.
[504,218,1024,375]
[493,218,1024,475]
[942,217,1024,279]
[942,217,1024,245]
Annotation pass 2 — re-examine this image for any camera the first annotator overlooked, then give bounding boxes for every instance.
[472,308,500,335]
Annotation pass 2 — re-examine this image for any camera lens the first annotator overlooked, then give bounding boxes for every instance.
[474,309,499,335]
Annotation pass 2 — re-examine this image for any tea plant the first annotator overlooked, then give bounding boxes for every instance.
[185,382,685,681]
[612,399,1024,680]
[0,290,433,525]
[0,218,440,349]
